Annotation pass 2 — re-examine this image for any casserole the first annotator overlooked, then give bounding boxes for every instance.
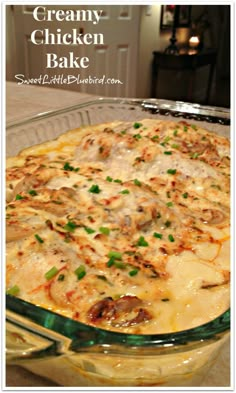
[6,98,230,387]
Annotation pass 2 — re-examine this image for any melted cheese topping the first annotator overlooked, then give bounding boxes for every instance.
[6,119,230,334]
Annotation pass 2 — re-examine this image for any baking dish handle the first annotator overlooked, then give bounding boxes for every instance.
[6,318,70,364]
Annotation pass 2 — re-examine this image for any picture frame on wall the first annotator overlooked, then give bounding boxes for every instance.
[160,5,191,30]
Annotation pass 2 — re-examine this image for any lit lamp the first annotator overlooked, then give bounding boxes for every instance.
[189,36,200,49]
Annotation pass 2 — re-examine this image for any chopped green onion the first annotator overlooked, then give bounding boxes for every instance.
[99,227,110,235]
[34,234,44,243]
[120,189,130,194]
[120,130,127,135]
[183,126,188,132]
[84,227,96,234]
[97,275,107,281]
[28,189,38,196]
[133,122,142,129]
[108,251,122,260]
[97,275,109,283]
[15,194,24,200]
[106,176,113,182]
[63,162,79,171]
[166,202,173,207]
[77,271,86,280]
[151,135,159,141]
[106,257,126,269]
[182,192,188,198]
[191,152,199,159]
[63,162,73,171]
[114,179,122,183]
[6,285,20,296]
[171,143,179,149]
[107,256,115,267]
[45,266,59,280]
[133,133,142,140]
[153,232,163,239]
[168,234,175,242]
[191,124,197,130]
[134,178,142,186]
[167,169,176,175]
[135,156,145,162]
[173,130,178,136]
[165,220,171,227]
[136,236,149,247]
[164,151,172,155]
[74,265,86,280]
[64,221,78,232]
[62,162,79,172]
[211,184,221,190]
[129,268,139,277]
[114,261,126,269]
[89,184,101,193]
[58,274,65,281]
[164,136,171,143]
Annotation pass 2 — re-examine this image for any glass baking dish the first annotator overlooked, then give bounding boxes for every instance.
[6,98,230,387]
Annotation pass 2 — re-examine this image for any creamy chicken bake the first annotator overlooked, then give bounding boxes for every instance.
[6,119,230,334]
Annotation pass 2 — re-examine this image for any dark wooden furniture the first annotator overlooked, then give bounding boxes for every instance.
[151,49,217,104]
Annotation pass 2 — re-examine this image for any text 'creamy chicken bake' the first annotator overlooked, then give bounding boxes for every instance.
[6,119,230,334]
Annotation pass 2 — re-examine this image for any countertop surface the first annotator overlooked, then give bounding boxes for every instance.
[6,81,95,123]
[5,82,230,388]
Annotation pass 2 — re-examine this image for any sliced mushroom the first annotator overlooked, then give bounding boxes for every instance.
[114,295,142,312]
[200,209,226,225]
[114,308,152,327]
[87,295,152,327]
[87,297,114,322]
